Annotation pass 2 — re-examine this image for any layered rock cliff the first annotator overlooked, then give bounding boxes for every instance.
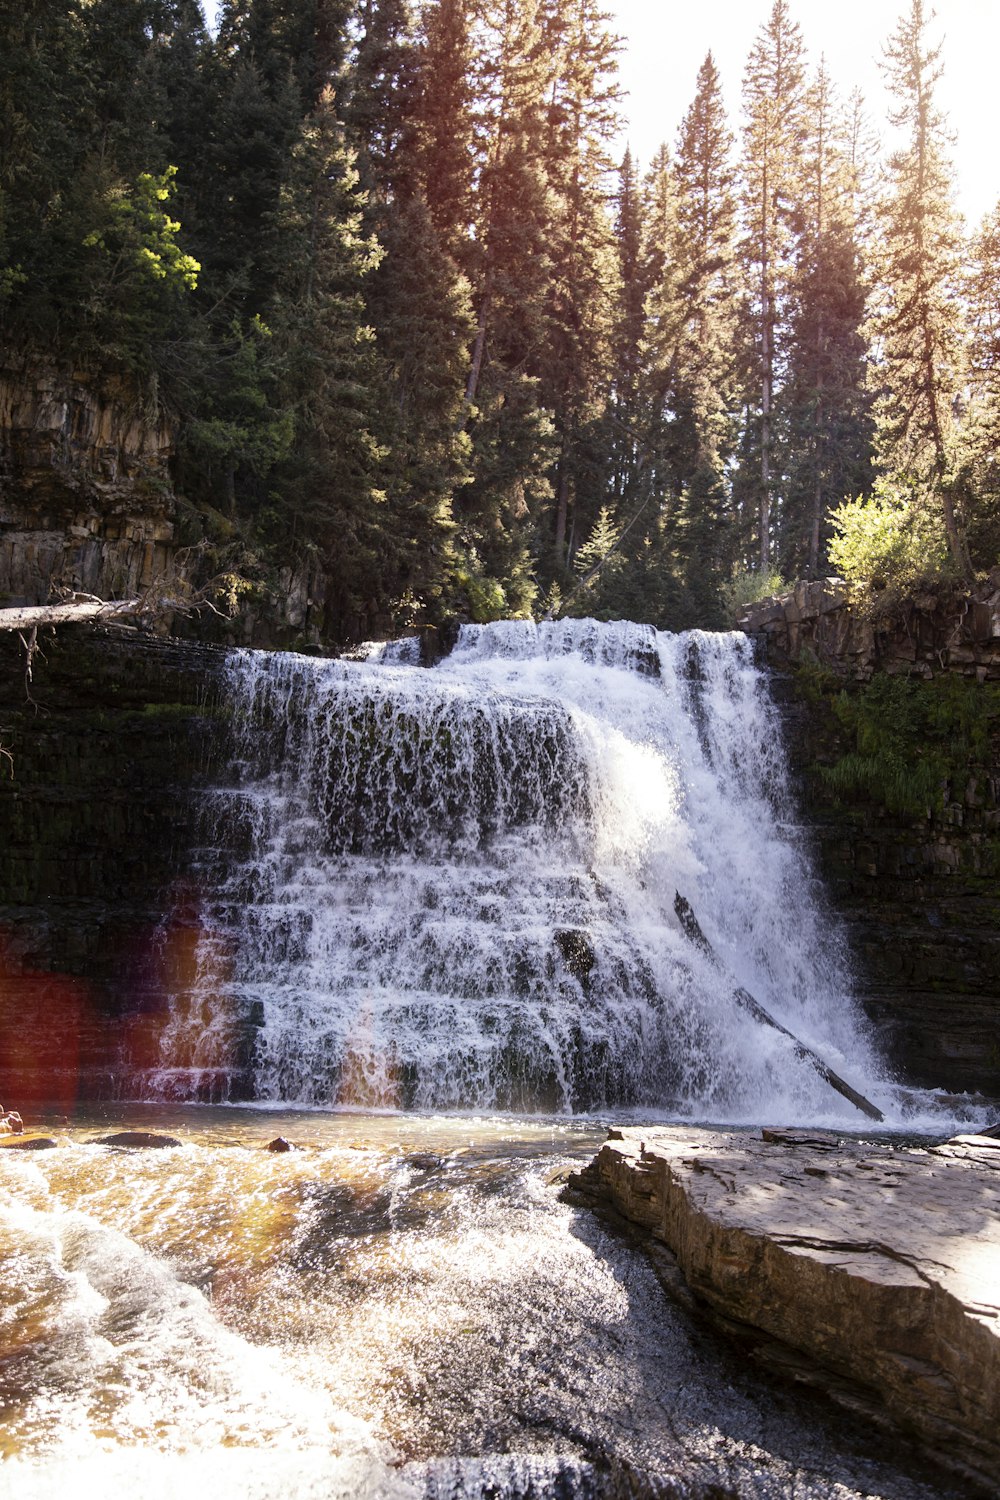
[572,1126,1000,1493]
[0,361,178,607]
[0,625,224,1105]
[0,361,331,646]
[740,582,1000,1098]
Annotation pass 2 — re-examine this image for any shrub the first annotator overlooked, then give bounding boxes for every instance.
[720,565,786,624]
[827,480,951,595]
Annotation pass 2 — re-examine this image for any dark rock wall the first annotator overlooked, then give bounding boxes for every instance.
[0,625,226,1104]
[747,584,1000,1098]
[0,361,334,647]
[0,362,178,607]
[739,573,1000,682]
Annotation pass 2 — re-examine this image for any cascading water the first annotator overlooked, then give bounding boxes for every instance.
[142,618,889,1122]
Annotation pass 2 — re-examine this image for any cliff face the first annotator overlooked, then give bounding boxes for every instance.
[739,574,1000,682]
[0,362,337,648]
[0,626,224,1105]
[742,583,1000,1098]
[0,362,178,607]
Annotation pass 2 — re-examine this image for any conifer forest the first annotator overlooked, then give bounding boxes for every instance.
[2,0,997,642]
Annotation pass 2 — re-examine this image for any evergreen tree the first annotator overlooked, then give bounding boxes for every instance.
[455,0,557,619]
[738,0,807,568]
[639,144,683,520]
[782,61,873,577]
[872,0,970,579]
[366,191,475,625]
[342,0,414,200]
[537,0,621,574]
[960,203,1000,567]
[606,149,648,512]
[670,52,738,609]
[407,0,476,262]
[0,0,87,335]
[267,84,386,638]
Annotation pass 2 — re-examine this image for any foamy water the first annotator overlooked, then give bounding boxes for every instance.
[133,619,985,1133]
[0,1110,968,1497]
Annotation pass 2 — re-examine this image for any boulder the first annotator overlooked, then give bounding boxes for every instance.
[572,1126,1000,1491]
[89,1131,182,1149]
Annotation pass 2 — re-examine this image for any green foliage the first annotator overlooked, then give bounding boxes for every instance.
[720,565,786,623]
[827,480,952,596]
[822,673,1000,817]
[83,168,199,290]
[5,0,998,647]
[454,553,513,623]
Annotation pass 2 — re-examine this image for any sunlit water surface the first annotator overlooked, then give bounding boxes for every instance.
[0,1105,966,1500]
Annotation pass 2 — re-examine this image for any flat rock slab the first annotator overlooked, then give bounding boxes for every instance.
[574,1127,1000,1490]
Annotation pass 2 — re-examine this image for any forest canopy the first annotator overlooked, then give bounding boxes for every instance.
[1,0,997,640]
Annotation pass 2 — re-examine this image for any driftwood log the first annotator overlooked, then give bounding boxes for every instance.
[674,892,884,1124]
[0,596,159,631]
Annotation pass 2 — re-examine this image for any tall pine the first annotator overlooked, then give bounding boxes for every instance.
[872,0,970,579]
[738,0,807,568]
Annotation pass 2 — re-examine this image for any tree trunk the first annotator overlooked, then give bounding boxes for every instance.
[674,893,884,1123]
[0,599,144,631]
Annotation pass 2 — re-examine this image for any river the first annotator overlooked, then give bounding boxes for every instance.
[0,1105,968,1499]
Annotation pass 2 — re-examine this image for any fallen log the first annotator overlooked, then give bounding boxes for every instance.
[674,892,884,1124]
[0,597,145,631]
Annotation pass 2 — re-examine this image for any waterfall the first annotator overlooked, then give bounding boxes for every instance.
[144,619,885,1120]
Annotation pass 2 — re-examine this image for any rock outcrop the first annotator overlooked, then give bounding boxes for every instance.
[574,1126,1000,1492]
[0,361,178,607]
[738,573,1000,681]
[0,624,227,1105]
[738,581,1000,1098]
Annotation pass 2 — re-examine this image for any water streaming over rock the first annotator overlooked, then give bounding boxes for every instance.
[141,619,890,1123]
[0,1109,968,1498]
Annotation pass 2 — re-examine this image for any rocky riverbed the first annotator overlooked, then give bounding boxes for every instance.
[570,1125,1000,1493]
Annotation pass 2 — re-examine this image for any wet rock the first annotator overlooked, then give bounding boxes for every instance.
[0,1134,58,1150]
[554,928,596,981]
[577,1125,1000,1492]
[90,1131,182,1149]
[0,1110,24,1135]
[403,1152,444,1173]
[266,1136,294,1152]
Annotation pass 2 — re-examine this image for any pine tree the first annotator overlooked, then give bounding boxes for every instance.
[365,191,475,625]
[267,85,386,638]
[670,51,738,607]
[0,0,88,338]
[406,0,476,262]
[960,203,1000,567]
[738,0,807,568]
[342,0,414,201]
[782,61,873,577]
[639,144,683,518]
[454,0,557,619]
[606,149,648,512]
[872,0,970,579]
[537,0,622,574]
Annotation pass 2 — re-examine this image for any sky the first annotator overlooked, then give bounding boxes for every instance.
[610,0,999,227]
[200,0,999,227]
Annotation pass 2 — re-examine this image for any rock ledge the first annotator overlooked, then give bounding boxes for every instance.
[573,1126,1000,1491]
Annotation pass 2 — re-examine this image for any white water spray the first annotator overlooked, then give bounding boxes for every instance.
[145,619,892,1122]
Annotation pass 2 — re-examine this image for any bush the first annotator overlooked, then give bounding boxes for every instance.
[827,480,951,595]
[720,565,786,624]
[822,674,1000,817]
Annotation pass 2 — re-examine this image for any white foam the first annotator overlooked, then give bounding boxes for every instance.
[138,619,975,1129]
